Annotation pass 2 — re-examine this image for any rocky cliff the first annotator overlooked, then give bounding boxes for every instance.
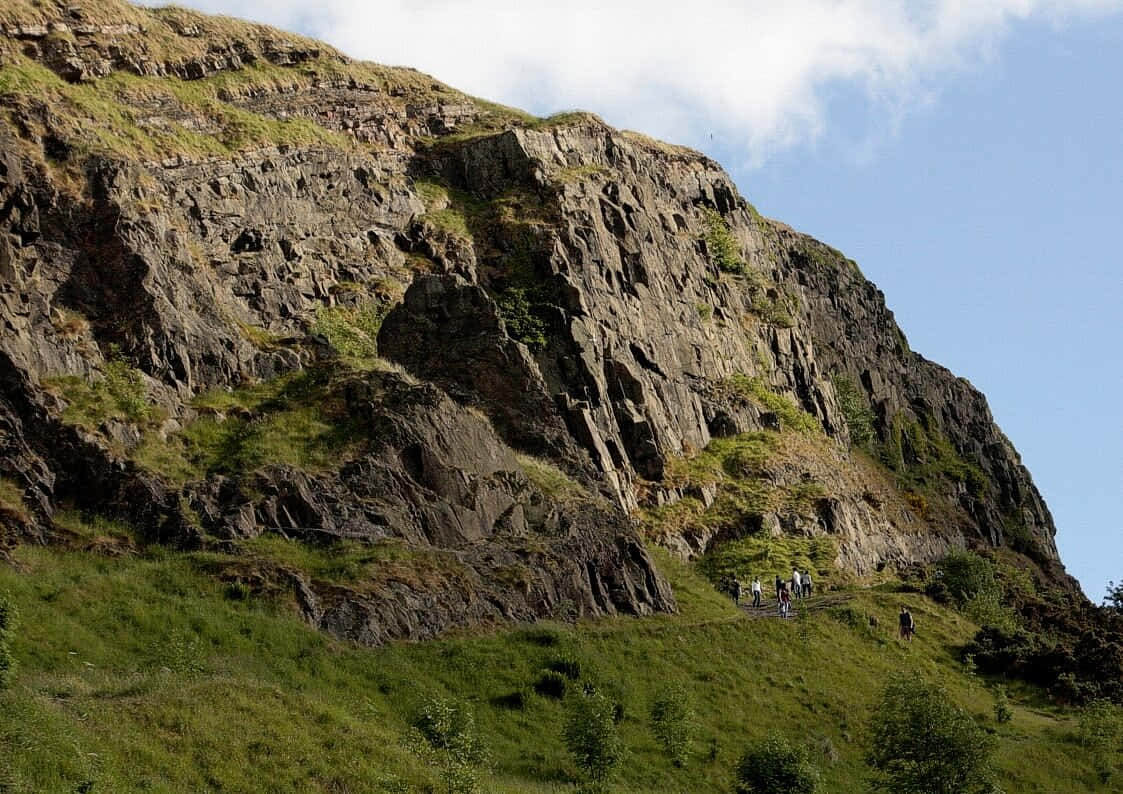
[0,0,1069,645]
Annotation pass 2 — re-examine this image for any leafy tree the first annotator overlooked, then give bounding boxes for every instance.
[867,672,997,794]
[1104,581,1123,612]
[563,691,622,787]
[650,684,696,767]
[939,551,998,605]
[407,696,488,794]
[833,375,875,448]
[992,685,1013,724]
[0,591,16,689]
[735,736,821,794]
[1078,699,1123,784]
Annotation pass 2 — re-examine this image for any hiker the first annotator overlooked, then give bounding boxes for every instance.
[791,569,801,599]
[779,584,792,618]
[775,575,783,600]
[802,570,813,598]
[751,576,762,608]
[731,576,743,606]
[898,606,914,641]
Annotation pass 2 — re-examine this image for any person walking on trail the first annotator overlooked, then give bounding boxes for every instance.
[791,569,802,600]
[779,584,792,618]
[802,570,813,598]
[775,575,783,601]
[898,606,915,641]
[751,576,762,608]
[731,576,743,606]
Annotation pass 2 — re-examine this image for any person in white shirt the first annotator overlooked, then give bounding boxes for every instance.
[791,569,802,599]
[751,577,762,608]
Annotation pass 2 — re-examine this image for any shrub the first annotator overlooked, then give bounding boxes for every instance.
[408,696,488,794]
[833,375,874,448]
[866,671,997,794]
[102,354,150,422]
[1104,581,1123,612]
[1078,699,1123,784]
[534,670,567,699]
[0,590,17,689]
[495,287,548,352]
[992,685,1013,724]
[702,208,747,275]
[546,653,581,681]
[938,551,998,605]
[563,691,623,786]
[735,736,821,794]
[650,685,695,767]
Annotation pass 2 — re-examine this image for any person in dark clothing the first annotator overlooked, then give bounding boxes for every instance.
[731,577,743,606]
[898,606,915,641]
[802,570,812,598]
[775,575,783,600]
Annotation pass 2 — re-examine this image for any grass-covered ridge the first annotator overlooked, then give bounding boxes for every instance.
[0,540,1114,792]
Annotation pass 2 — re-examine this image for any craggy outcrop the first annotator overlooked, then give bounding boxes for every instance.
[0,0,1073,644]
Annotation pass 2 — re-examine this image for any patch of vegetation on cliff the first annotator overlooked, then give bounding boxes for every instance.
[833,375,875,449]
[638,431,830,549]
[698,535,837,589]
[0,542,1110,792]
[702,208,746,275]
[0,479,30,528]
[0,57,354,164]
[719,375,821,434]
[43,350,154,430]
[877,413,988,500]
[312,300,390,364]
[133,371,363,486]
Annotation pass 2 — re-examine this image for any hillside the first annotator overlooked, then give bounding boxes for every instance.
[0,532,1115,793]
[1,1,1120,791]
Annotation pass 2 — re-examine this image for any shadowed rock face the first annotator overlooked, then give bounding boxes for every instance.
[0,1,1072,642]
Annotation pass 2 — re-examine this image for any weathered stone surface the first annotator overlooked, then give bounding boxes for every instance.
[0,1,1076,640]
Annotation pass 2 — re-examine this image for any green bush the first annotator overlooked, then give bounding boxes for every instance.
[0,590,17,689]
[103,354,151,422]
[650,684,696,767]
[495,287,548,351]
[563,691,623,786]
[867,671,997,794]
[702,208,747,275]
[938,551,998,605]
[992,686,1013,724]
[546,653,581,681]
[408,696,488,794]
[735,736,821,793]
[534,669,568,699]
[1078,700,1123,784]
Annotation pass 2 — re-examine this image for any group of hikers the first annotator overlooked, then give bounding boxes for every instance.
[724,569,815,618]
[722,570,919,639]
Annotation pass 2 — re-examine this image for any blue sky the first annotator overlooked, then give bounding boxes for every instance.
[146,1,1121,599]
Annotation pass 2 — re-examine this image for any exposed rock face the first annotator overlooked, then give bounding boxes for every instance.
[0,1,1073,642]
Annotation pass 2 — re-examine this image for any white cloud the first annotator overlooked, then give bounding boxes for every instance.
[138,0,1122,164]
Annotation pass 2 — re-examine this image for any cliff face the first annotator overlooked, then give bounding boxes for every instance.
[0,1,1067,644]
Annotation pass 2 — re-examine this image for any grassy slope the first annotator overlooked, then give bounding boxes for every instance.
[0,541,1112,793]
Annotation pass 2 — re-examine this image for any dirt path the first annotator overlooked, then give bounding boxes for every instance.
[737,591,855,620]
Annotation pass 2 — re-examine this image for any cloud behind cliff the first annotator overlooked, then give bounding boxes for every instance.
[140,0,1122,162]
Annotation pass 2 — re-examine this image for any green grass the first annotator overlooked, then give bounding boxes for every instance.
[516,455,588,502]
[0,543,1111,792]
[0,478,30,526]
[42,355,155,431]
[132,371,362,486]
[723,375,821,434]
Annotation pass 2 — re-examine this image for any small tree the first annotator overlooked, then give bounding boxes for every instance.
[1103,581,1123,612]
[407,696,488,794]
[650,685,696,767]
[1078,699,1123,784]
[563,691,622,787]
[735,736,821,794]
[867,672,997,794]
[992,685,1013,724]
[0,590,17,689]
